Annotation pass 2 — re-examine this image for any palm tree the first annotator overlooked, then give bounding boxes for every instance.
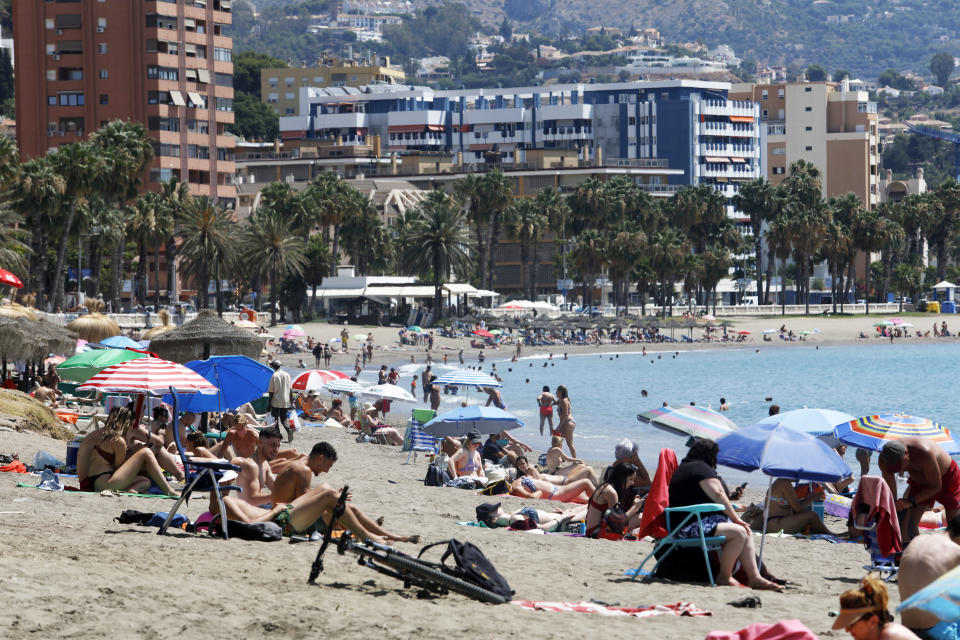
[477,170,514,290]
[851,207,884,315]
[569,228,606,308]
[130,192,161,308]
[649,227,689,317]
[399,191,473,319]
[15,157,65,306]
[48,142,100,311]
[931,179,960,282]
[177,196,235,311]
[453,174,485,285]
[733,178,777,305]
[504,198,548,300]
[305,171,348,276]
[826,193,863,312]
[159,177,191,306]
[764,212,793,314]
[242,208,308,325]
[900,193,934,266]
[893,263,924,313]
[605,228,646,314]
[535,186,571,283]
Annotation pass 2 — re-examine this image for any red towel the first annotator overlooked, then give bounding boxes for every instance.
[705,619,818,640]
[637,448,678,539]
[851,475,902,556]
[0,460,26,473]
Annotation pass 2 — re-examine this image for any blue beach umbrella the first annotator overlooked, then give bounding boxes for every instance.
[98,335,144,350]
[162,355,272,413]
[897,564,960,621]
[717,423,852,564]
[422,405,523,438]
[754,408,855,447]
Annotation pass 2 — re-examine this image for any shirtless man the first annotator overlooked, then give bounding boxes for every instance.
[270,441,419,543]
[879,438,960,544]
[213,414,260,459]
[544,436,599,484]
[234,425,283,507]
[537,386,556,436]
[899,515,960,639]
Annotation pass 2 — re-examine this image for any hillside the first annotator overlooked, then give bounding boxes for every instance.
[241,0,960,80]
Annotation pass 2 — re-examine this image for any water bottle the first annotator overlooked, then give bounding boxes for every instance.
[34,450,65,470]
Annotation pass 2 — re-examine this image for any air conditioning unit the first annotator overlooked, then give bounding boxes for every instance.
[54,54,61,60]
[97,26,105,33]
[55,28,64,35]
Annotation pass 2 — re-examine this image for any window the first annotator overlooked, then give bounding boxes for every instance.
[217,147,233,161]
[55,14,82,29]
[58,40,82,54]
[45,19,55,29]
[57,92,84,106]
[97,17,106,32]
[99,68,108,79]
[97,43,107,54]
[47,70,56,81]
[147,39,177,55]
[267,93,278,104]
[152,143,180,157]
[188,144,210,159]
[805,145,813,151]
[761,109,768,120]
[805,126,812,131]
[147,65,179,81]
[215,97,232,112]
[804,87,812,92]
[99,94,108,104]
[804,106,812,112]
[214,47,231,62]
[761,89,768,100]
[285,77,294,86]
[46,44,56,55]
[59,67,83,80]
[285,108,295,114]
[149,116,180,132]
[48,96,57,105]
[145,14,177,30]
[268,77,278,87]
[778,89,784,99]
[773,166,785,175]
[215,73,233,87]
[149,168,176,183]
[772,147,785,155]
[285,92,294,100]
[313,76,323,84]
[148,91,171,105]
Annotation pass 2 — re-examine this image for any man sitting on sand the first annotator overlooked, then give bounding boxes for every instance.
[234,425,283,507]
[602,439,652,491]
[213,414,260,459]
[879,438,960,544]
[269,441,419,543]
[899,514,960,639]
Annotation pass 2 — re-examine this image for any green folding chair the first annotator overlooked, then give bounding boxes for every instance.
[634,503,727,587]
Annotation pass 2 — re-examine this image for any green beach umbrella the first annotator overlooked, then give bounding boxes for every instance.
[406,325,423,332]
[58,348,149,383]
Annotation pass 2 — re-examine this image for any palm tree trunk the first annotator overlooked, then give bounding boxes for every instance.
[89,235,103,298]
[864,259,871,316]
[136,240,148,308]
[165,237,178,304]
[474,222,486,289]
[530,240,540,302]
[754,236,764,306]
[780,260,786,316]
[764,250,775,306]
[269,270,277,325]
[803,257,810,316]
[110,242,122,312]
[198,257,209,309]
[153,244,162,311]
[52,201,79,311]
[30,213,49,307]
[938,241,948,282]
[214,259,223,317]
[518,241,530,301]
[330,228,341,277]
[487,218,502,291]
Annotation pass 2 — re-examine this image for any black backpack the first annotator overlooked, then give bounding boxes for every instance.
[114,510,155,525]
[419,539,513,602]
[424,465,450,487]
[479,479,509,495]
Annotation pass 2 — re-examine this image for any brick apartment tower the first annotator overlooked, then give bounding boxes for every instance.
[13,0,236,204]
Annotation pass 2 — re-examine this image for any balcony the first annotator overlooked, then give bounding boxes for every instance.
[538,103,593,121]
[767,122,786,137]
[700,122,756,138]
[700,100,755,118]
[699,164,760,179]
[387,110,445,128]
[698,143,759,158]
[462,107,525,126]
[312,112,368,129]
[636,183,681,196]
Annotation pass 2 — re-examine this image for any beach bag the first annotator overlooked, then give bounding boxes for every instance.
[479,479,509,496]
[424,465,450,487]
[115,510,155,525]
[418,539,513,602]
[603,505,630,536]
[211,519,283,542]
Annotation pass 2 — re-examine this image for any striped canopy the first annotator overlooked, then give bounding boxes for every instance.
[637,405,738,441]
[58,348,150,383]
[431,370,502,389]
[897,564,960,620]
[292,369,349,391]
[834,413,960,454]
[323,378,365,395]
[77,357,218,396]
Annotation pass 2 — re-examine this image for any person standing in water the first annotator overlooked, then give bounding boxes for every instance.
[537,386,556,436]
[556,384,577,457]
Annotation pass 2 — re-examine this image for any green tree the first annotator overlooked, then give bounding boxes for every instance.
[931,179,960,282]
[233,50,288,98]
[243,208,308,325]
[733,178,777,304]
[649,227,688,317]
[399,191,472,318]
[498,17,512,41]
[569,229,606,308]
[504,198,548,300]
[931,52,955,87]
[0,49,13,111]
[231,92,280,141]
[833,69,851,82]
[852,207,884,314]
[177,196,235,311]
[159,177,192,304]
[806,64,827,81]
[894,263,925,312]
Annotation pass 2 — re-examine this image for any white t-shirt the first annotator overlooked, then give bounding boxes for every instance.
[268,369,292,408]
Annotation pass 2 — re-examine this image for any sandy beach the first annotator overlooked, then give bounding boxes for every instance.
[1,312,954,638]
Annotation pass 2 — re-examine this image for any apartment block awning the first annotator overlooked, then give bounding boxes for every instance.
[427,125,445,132]
[197,68,211,84]
[169,91,187,106]
[704,156,730,163]
[729,116,755,123]
[187,92,205,107]
[730,157,747,163]
[388,125,427,133]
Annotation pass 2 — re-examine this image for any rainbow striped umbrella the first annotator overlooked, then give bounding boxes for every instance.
[636,405,738,441]
[834,413,960,454]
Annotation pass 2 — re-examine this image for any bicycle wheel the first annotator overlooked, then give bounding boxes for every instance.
[378,553,507,604]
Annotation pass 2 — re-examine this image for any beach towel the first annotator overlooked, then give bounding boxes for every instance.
[704,619,817,640]
[18,482,177,499]
[35,469,63,491]
[851,476,901,557]
[0,460,27,473]
[637,448,678,539]
[825,493,852,519]
[509,600,710,618]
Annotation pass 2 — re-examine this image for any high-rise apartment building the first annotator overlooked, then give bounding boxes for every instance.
[730,81,878,209]
[13,0,236,205]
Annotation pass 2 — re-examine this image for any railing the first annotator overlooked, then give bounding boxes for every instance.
[636,184,681,194]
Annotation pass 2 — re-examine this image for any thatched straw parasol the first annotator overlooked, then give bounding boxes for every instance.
[67,299,120,343]
[149,309,264,364]
[0,303,38,321]
[0,316,76,361]
[143,309,175,340]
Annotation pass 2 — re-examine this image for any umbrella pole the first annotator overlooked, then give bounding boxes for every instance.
[758,476,773,568]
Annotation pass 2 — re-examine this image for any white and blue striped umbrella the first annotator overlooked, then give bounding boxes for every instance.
[431,370,502,389]
[323,379,364,395]
[422,405,523,437]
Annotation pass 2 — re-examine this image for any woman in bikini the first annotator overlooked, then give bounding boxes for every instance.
[447,431,486,480]
[544,435,599,484]
[584,462,644,539]
[555,385,577,457]
[764,478,836,535]
[76,406,178,495]
[510,460,595,503]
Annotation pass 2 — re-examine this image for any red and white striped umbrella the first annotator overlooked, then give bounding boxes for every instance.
[0,268,23,288]
[77,357,219,396]
[292,369,349,391]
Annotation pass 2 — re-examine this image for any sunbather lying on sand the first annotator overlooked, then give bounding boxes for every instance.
[510,463,594,503]
[76,406,178,496]
[476,502,587,532]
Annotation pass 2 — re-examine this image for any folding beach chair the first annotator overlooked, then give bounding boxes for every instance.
[633,449,726,587]
[849,476,902,582]
[402,408,438,464]
[158,387,242,540]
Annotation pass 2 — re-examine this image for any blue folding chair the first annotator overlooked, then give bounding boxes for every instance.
[402,408,438,464]
[158,386,242,540]
[634,503,727,587]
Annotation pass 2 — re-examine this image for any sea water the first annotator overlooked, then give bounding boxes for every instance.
[385,342,960,484]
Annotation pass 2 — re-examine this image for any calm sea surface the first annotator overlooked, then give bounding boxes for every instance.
[382,342,960,484]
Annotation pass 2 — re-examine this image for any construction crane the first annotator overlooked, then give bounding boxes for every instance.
[905,122,960,182]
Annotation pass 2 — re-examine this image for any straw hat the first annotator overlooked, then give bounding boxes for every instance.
[362,402,375,412]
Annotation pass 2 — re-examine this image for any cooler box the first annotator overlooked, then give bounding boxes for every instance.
[65,439,82,468]
[942,301,956,314]
[928,301,941,313]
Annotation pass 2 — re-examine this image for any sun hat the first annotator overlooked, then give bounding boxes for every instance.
[831,606,877,630]
[467,429,483,444]
[362,402,376,412]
